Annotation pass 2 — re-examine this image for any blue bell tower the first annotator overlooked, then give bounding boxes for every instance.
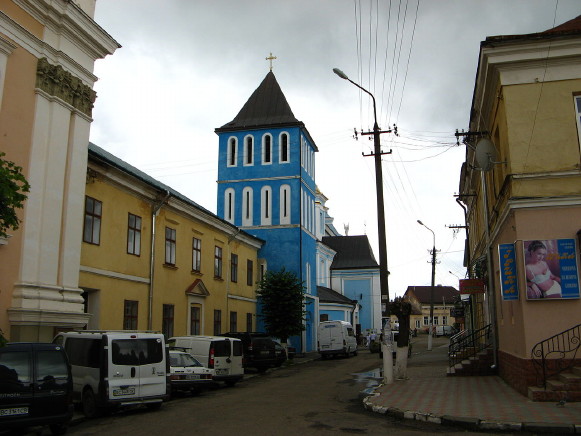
[215,70,318,352]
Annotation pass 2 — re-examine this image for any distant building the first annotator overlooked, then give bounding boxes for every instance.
[0,1,119,341]
[459,15,581,395]
[402,286,459,333]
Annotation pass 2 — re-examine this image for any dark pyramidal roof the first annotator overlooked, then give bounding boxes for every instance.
[216,71,304,132]
[322,235,378,270]
[405,285,458,305]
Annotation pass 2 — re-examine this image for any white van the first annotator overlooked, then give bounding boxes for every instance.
[53,331,169,417]
[317,321,358,359]
[168,336,243,386]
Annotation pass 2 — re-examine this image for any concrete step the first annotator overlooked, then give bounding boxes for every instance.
[572,366,581,377]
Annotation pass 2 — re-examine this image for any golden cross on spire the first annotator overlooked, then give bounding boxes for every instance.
[266,52,277,72]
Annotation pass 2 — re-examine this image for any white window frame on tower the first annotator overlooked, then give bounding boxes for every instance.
[244,134,254,166]
[262,133,273,165]
[279,184,291,225]
[261,186,272,226]
[224,188,235,224]
[279,132,290,163]
[242,187,253,226]
[227,136,238,167]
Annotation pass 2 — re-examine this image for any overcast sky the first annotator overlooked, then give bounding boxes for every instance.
[90,0,581,297]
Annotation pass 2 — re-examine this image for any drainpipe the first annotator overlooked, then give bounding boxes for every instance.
[149,191,171,330]
[226,228,241,326]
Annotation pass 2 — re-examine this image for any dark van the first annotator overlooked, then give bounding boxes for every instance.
[220,332,279,372]
[0,342,73,435]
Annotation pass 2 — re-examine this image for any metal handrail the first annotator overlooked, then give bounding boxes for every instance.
[531,323,580,389]
[448,324,492,367]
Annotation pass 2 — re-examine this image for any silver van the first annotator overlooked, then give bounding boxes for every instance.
[53,331,169,417]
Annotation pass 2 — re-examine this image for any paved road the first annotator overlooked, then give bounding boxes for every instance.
[61,344,497,436]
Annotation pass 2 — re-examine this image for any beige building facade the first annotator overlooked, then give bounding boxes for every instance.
[82,144,264,336]
[0,0,118,341]
[459,17,581,394]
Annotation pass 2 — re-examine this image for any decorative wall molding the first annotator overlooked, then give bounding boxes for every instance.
[36,57,95,116]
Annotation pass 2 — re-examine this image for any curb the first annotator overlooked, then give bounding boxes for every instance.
[361,384,581,434]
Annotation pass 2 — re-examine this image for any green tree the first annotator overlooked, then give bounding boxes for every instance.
[256,268,306,343]
[0,152,30,238]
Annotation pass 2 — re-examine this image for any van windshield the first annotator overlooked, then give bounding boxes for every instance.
[112,339,164,365]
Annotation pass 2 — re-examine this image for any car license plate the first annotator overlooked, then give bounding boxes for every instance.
[215,369,227,375]
[0,407,28,417]
[322,345,329,348]
[260,350,270,355]
[113,387,135,396]
[185,374,200,380]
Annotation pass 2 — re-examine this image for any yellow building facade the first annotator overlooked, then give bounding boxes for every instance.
[459,18,581,395]
[0,0,118,341]
[81,144,263,336]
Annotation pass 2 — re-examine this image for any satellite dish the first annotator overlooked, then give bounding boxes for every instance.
[474,138,497,171]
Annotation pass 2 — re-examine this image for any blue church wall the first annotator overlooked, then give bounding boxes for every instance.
[343,278,373,331]
[216,178,302,227]
[321,309,348,322]
[217,127,305,181]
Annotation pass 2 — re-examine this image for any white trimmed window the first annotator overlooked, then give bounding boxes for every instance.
[574,96,581,149]
[244,135,254,166]
[262,133,272,164]
[279,184,291,225]
[242,187,253,226]
[227,137,237,167]
[261,186,272,226]
[279,132,289,163]
[224,188,235,223]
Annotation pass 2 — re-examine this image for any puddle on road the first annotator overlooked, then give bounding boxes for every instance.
[351,368,383,389]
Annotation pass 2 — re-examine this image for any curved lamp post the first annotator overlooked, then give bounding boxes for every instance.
[417,220,436,351]
[334,68,393,384]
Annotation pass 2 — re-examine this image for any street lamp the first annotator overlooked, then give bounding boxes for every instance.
[417,219,436,351]
[334,67,393,384]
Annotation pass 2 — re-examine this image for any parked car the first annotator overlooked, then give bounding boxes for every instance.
[0,342,74,435]
[53,331,169,418]
[272,339,296,361]
[220,332,278,372]
[168,336,243,386]
[168,350,213,394]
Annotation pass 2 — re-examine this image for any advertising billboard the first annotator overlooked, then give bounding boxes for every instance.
[499,243,519,301]
[523,239,580,300]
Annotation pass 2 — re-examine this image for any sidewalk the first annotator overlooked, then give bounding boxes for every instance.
[363,336,581,433]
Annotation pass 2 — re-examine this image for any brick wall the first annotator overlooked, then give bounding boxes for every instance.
[498,351,537,396]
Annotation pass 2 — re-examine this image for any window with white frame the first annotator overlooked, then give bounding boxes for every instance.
[224,188,235,223]
[227,137,237,167]
[279,184,291,225]
[433,316,439,325]
[279,132,289,163]
[244,135,254,166]
[575,96,581,148]
[242,187,253,226]
[423,316,429,326]
[262,133,272,164]
[415,319,421,328]
[261,186,272,225]
[443,315,448,325]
